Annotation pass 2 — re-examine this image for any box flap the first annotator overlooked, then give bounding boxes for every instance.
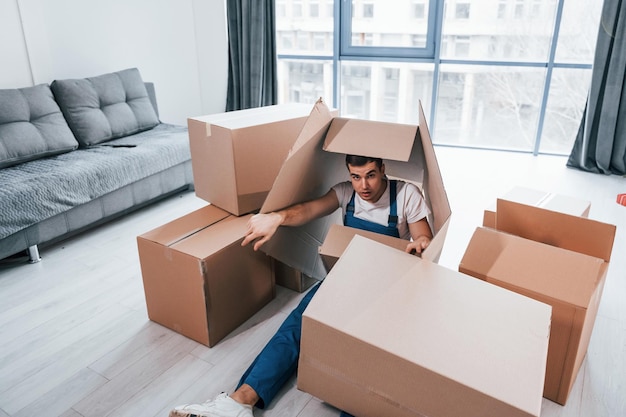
[189,103,314,130]
[138,205,230,247]
[173,214,252,259]
[318,224,409,270]
[306,235,551,417]
[496,199,616,262]
[417,101,451,236]
[188,118,240,214]
[323,118,416,161]
[258,99,347,278]
[460,227,606,308]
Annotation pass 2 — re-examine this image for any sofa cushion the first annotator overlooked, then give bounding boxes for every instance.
[51,68,159,147]
[0,84,79,169]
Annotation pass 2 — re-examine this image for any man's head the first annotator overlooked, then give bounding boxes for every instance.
[345,154,387,203]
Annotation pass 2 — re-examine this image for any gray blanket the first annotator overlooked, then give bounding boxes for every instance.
[0,124,191,240]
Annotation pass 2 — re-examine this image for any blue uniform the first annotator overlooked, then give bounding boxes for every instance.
[238,184,402,416]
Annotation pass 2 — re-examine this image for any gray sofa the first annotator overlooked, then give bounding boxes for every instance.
[0,68,193,262]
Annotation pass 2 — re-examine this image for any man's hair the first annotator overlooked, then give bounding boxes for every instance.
[345,154,383,169]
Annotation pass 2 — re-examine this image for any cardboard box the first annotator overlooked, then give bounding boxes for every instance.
[187,104,314,216]
[483,186,591,228]
[319,223,410,271]
[299,235,551,417]
[137,205,275,347]
[259,99,451,279]
[272,258,317,293]
[460,199,616,404]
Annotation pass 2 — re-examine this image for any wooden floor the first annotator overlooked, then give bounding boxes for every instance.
[0,146,624,417]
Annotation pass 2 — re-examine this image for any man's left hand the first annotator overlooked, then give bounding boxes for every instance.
[405,236,430,255]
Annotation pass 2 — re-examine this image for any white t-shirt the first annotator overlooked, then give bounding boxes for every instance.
[331,179,430,240]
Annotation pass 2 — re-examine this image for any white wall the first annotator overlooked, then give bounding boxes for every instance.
[0,0,229,125]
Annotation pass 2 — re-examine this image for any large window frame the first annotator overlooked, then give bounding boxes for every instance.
[276,0,597,156]
[341,0,438,58]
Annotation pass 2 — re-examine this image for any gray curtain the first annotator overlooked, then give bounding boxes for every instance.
[567,0,626,175]
[225,0,277,111]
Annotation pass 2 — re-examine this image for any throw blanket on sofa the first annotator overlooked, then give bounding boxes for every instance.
[0,124,190,240]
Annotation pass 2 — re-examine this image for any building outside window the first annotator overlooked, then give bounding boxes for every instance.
[275,0,602,155]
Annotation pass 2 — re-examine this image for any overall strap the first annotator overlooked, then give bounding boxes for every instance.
[388,180,398,229]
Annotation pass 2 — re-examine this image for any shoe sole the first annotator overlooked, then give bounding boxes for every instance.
[169,411,201,417]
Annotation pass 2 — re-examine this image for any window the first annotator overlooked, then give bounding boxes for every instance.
[455,3,470,19]
[297,31,309,50]
[310,1,319,18]
[277,0,287,18]
[343,0,435,56]
[313,33,326,51]
[276,0,602,155]
[454,36,470,58]
[413,1,426,19]
[279,31,294,51]
[363,2,374,18]
[531,0,542,18]
[514,0,524,19]
[326,0,334,18]
[497,1,507,19]
[292,0,302,17]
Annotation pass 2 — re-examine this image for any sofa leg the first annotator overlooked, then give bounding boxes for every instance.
[27,245,41,263]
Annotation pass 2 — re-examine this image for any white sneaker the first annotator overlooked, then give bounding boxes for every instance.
[169,393,254,417]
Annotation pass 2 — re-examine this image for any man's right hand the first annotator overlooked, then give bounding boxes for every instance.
[241,212,284,251]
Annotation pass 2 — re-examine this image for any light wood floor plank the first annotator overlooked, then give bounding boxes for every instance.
[0,308,148,414]
[0,265,137,349]
[73,334,199,417]
[12,368,108,417]
[107,354,213,417]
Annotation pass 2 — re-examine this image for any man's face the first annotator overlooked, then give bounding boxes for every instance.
[347,161,386,203]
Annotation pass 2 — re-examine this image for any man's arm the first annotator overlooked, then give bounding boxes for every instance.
[405,218,433,255]
[242,189,340,251]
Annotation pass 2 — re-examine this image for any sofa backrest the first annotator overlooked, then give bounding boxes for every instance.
[51,68,160,147]
[0,84,79,169]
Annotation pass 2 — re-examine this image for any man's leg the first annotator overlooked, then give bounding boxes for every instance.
[235,281,321,408]
[169,282,321,417]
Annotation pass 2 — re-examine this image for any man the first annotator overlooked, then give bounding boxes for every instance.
[170,155,432,417]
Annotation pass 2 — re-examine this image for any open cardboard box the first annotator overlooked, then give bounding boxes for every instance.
[187,104,316,216]
[460,199,616,404]
[258,99,451,279]
[137,205,275,347]
[299,235,551,417]
[483,186,591,228]
[319,223,409,271]
[271,257,317,293]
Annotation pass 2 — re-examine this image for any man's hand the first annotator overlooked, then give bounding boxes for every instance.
[405,235,431,255]
[241,212,283,251]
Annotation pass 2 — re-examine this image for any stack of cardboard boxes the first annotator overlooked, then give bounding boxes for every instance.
[137,103,317,347]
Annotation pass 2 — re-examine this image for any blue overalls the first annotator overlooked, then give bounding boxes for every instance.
[344,179,400,238]
[238,180,400,417]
